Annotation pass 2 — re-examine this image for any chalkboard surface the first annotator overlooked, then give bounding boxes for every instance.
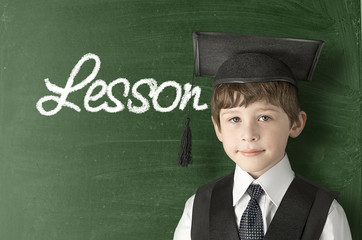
[0,0,360,239]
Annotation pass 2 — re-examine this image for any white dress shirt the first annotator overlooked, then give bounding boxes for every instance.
[174,154,352,240]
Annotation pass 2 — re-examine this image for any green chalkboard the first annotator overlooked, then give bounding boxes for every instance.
[0,0,360,239]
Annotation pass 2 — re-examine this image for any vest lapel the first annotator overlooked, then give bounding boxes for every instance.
[209,172,240,240]
[264,175,317,240]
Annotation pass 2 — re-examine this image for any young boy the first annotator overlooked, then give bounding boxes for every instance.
[174,32,352,239]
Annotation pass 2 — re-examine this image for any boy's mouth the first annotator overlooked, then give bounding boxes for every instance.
[239,149,265,157]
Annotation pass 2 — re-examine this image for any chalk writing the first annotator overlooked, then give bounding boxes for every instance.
[36,53,208,116]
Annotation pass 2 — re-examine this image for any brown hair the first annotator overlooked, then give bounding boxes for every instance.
[211,81,301,128]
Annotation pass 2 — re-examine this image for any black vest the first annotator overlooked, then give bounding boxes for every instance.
[191,172,337,240]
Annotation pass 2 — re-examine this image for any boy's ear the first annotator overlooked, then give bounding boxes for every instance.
[211,116,223,142]
[289,111,307,138]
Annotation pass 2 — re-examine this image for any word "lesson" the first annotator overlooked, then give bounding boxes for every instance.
[36,53,208,116]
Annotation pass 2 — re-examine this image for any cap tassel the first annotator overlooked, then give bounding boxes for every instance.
[178,117,192,167]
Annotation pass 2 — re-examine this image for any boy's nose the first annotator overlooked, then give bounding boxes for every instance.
[242,135,258,142]
[241,123,259,142]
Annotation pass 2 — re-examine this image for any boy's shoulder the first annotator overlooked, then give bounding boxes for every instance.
[295,173,338,198]
[191,171,236,239]
[269,173,339,239]
[195,171,234,196]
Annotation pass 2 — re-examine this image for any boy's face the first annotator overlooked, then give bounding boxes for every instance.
[212,98,306,178]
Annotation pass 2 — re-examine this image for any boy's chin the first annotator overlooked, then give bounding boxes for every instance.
[232,152,285,178]
[235,161,276,178]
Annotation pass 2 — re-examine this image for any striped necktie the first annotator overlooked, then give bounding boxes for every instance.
[239,184,264,240]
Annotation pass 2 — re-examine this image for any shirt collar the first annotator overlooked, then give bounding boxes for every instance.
[233,154,295,207]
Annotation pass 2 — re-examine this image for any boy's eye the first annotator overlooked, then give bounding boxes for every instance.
[230,117,240,123]
[258,115,271,121]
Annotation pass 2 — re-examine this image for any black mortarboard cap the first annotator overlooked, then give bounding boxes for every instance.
[193,31,324,87]
[178,31,324,167]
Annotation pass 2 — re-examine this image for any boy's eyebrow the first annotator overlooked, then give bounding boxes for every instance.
[258,107,280,112]
[220,109,241,116]
[221,106,280,116]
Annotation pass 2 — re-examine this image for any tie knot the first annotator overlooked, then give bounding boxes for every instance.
[247,184,264,200]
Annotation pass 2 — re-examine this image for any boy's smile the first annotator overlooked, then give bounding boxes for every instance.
[239,149,265,157]
[212,98,306,178]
